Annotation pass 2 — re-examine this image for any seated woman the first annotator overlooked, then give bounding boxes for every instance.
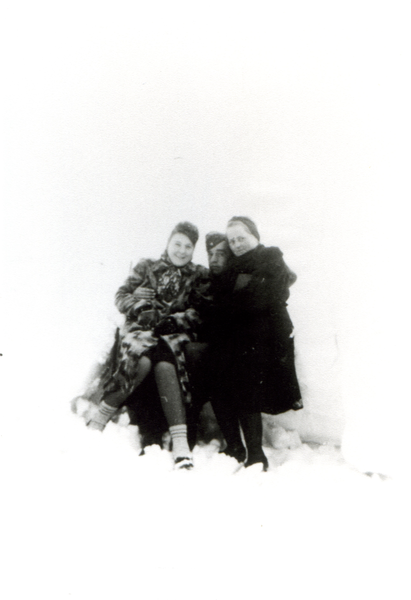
[208,216,303,470]
[85,221,210,469]
[125,231,231,452]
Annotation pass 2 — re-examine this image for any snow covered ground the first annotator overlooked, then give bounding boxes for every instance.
[1,392,408,600]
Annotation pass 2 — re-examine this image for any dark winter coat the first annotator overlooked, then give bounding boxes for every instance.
[207,244,303,415]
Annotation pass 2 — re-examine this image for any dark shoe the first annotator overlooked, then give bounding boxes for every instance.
[174,456,194,470]
[139,431,165,455]
[220,444,247,464]
[245,451,269,472]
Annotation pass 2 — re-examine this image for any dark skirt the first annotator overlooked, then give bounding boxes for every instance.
[210,313,302,415]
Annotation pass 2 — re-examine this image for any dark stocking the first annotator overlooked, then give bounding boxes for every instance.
[238,412,268,470]
[212,402,246,463]
[184,342,210,449]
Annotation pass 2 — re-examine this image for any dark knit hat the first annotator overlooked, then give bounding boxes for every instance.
[227,216,260,241]
[169,221,199,246]
[205,232,227,252]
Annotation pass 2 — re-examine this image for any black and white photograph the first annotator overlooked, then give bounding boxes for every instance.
[1,2,410,599]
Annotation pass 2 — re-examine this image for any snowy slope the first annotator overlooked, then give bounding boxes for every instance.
[0,399,407,600]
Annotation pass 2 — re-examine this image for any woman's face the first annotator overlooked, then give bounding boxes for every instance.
[226,223,259,257]
[167,232,194,267]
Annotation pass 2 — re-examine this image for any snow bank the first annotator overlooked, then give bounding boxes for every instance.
[1,403,406,600]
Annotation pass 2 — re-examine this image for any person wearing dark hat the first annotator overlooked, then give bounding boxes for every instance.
[181,232,232,443]
[205,231,231,275]
[207,216,302,471]
[84,221,211,469]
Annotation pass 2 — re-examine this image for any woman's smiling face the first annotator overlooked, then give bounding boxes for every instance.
[167,232,194,267]
[226,223,259,257]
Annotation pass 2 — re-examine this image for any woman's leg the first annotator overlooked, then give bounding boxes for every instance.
[184,342,211,448]
[154,361,186,425]
[125,374,169,451]
[211,401,246,463]
[104,356,152,407]
[238,412,268,471]
[154,361,193,468]
[86,356,152,430]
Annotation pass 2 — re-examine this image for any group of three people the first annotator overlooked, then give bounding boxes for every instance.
[84,216,303,470]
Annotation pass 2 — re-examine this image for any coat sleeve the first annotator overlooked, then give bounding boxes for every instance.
[157,266,212,334]
[233,247,296,314]
[284,261,297,287]
[156,308,203,336]
[187,266,213,313]
[262,247,297,294]
[115,259,150,316]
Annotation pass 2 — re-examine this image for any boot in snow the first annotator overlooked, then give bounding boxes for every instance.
[174,456,194,470]
[245,451,269,472]
[220,443,246,464]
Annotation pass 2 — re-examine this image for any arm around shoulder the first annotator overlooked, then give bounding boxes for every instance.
[188,264,213,310]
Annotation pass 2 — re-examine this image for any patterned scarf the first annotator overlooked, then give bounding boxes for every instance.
[156,251,194,303]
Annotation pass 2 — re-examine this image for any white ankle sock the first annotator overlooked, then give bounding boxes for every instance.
[169,424,191,460]
[94,401,117,424]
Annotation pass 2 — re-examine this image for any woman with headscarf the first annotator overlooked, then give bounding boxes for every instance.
[85,221,211,469]
[209,216,303,470]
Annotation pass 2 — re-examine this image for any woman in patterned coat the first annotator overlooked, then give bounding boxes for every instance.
[85,221,211,469]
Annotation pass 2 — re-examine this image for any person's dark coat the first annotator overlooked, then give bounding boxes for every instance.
[208,244,303,415]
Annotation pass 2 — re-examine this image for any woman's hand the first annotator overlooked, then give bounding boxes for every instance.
[154,317,179,336]
[133,287,155,300]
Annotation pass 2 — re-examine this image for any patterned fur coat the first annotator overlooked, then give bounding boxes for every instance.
[86,253,211,406]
